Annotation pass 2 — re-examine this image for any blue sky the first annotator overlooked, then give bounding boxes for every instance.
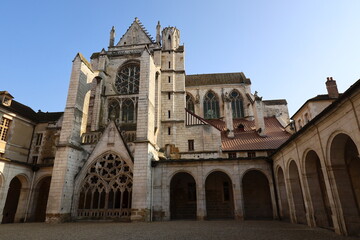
[1,0,360,116]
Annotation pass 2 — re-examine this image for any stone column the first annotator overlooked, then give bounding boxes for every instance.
[233,172,243,220]
[46,53,94,223]
[196,166,206,220]
[91,77,102,131]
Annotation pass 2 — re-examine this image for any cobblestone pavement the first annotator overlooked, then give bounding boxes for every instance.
[0,220,357,240]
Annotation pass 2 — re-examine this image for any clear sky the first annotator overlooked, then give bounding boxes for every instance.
[1,0,360,116]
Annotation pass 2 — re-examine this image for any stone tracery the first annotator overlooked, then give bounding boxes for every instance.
[77,152,133,219]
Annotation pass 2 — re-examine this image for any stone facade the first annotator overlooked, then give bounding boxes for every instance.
[0,19,359,237]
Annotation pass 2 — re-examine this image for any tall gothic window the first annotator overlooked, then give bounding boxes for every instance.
[115,63,140,94]
[77,152,133,219]
[108,100,120,120]
[203,91,220,119]
[229,90,244,118]
[186,94,195,113]
[122,99,135,123]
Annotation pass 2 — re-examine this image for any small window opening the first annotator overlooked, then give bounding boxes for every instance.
[247,152,256,158]
[188,140,194,151]
[228,152,236,159]
[36,133,43,146]
[168,61,171,68]
[168,110,171,119]
[168,76,171,83]
[237,124,245,132]
[168,92,171,99]
[168,127,171,135]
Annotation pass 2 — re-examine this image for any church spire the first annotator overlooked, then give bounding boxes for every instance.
[109,26,115,47]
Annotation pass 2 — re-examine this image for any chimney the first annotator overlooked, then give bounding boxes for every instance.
[253,91,266,137]
[326,77,339,98]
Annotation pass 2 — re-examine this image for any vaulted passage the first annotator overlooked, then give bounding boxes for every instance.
[170,172,196,220]
[2,177,21,223]
[77,153,133,220]
[289,161,306,224]
[243,170,273,220]
[205,171,234,219]
[33,177,51,222]
[304,151,333,229]
[330,134,360,235]
[277,167,290,221]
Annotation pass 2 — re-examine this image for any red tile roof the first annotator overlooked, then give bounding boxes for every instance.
[206,117,291,151]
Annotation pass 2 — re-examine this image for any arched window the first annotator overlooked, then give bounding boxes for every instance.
[203,91,220,119]
[108,100,120,120]
[229,90,244,118]
[186,94,195,113]
[115,63,140,94]
[122,99,135,123]
[77,152,133,219]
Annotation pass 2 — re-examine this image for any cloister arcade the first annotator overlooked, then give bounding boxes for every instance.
[274,132,360,236]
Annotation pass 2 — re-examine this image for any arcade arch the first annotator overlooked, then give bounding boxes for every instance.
[170,172,196,219]
[205,171,234,219]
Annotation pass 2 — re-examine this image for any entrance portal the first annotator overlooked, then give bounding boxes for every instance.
[2,177,21,223]
[170,172,196,219]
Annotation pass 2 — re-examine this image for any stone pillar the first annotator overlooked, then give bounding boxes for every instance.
[14,187,30,222]
[0,184,9,222]
[196,182,206,220]
[130,50,156,222]
[91,77,102,131]
[300,172,316,227]
[196,166,206,220]
[233,171,243,220]
[253,92,266,137]
[285,176,297,223]
[46,53,95,223]
[223,92,234,138]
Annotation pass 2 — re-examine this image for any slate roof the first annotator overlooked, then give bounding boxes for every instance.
[263,99,287,105]
[290,94,342,119]
[273,79,360,156]
[205,117,291,151]
[37,111,63,123]
[1,99,63,123]
[185,72,251,87]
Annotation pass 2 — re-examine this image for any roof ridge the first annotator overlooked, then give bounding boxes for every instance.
[118,18,155,44]
[186,72,243,76]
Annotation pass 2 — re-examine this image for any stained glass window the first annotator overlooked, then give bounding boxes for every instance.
[122,99,135,123]
[186,94,195,113]
[77,152,133,219]
[108,100,120,120]
[229,90,244,118]
[203,91,219,119]
[115,64,140,94]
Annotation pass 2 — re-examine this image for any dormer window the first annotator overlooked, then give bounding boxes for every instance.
[0,91,14,106]
[3,97,11,106]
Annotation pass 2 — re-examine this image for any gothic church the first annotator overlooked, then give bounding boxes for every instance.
[1,18,360,236]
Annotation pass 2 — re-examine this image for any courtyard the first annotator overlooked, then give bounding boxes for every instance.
[0,220,357,240]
